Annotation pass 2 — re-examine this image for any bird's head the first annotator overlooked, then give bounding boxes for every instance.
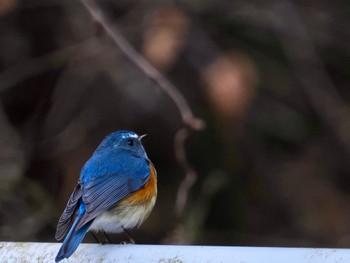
[96,130,148,159]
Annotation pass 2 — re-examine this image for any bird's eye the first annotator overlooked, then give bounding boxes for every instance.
[127,139,134,146]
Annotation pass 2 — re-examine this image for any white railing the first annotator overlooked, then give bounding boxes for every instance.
[1,242,350,262]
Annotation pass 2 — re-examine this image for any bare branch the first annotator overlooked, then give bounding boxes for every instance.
[174,128,197,216]
[80,0,204,131]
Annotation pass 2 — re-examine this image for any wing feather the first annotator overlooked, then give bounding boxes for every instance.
[55,184,82,240]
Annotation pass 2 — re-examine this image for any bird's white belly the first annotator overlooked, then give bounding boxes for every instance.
[89,196,156,233]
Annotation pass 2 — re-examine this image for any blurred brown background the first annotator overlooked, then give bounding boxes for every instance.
[1,0,350,248]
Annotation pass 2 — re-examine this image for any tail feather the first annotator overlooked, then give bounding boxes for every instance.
[55,215,93,262]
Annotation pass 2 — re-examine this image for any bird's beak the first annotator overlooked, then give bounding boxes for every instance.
[139,134,147,140]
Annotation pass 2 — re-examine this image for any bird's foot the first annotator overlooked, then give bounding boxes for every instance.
[122,226,136,244]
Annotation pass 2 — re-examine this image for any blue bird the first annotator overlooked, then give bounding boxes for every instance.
[55,130,157,262]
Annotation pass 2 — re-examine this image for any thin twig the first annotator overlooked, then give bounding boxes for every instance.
[174,128,197,216]
[80,0,204,130]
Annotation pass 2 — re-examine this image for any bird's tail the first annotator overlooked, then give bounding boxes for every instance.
[55,214,93,262]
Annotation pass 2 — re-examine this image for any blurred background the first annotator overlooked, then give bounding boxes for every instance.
[1,0,350,248]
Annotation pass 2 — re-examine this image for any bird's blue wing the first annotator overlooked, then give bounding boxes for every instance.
[55,184,83,241]
[75,156,150,230]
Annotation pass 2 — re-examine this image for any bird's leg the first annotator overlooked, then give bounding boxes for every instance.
[91,232,100,243]
[102,231,113,244]
[122,226,136,244]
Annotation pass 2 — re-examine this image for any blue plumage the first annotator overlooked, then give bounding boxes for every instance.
[55,205,93,262]
[55,131,157,262]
